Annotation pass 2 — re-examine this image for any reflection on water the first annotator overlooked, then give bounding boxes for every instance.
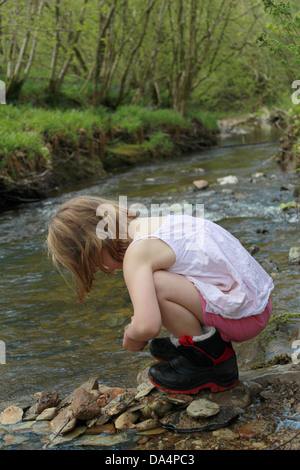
[0,125,299,407]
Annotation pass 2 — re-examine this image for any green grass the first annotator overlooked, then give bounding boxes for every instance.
[0,103,219,173]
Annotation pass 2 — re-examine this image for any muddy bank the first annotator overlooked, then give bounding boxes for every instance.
[0,117,218,211]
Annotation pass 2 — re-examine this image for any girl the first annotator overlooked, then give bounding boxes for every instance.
[47,195,274,395]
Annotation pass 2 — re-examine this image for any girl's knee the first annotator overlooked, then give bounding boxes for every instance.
[153,270,171,303]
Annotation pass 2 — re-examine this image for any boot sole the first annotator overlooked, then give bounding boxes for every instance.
[148,376,239,395]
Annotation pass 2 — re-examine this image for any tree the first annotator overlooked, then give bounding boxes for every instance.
[257,0,300,80]
[2,0,44,100]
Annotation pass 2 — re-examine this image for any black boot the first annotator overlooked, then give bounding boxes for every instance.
[148,328,239,394]
[149,336,182,362]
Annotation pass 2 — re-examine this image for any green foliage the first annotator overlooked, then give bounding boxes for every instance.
[257,0,300,75]
[109,106,191,133]
[141,131,174,153]
[0,103,213,168]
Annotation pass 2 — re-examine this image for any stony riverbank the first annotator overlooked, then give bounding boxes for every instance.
[0,336,299,450]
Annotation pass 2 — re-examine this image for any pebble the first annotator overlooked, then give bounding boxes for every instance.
[212,428,239,440]
[193,179,209,190]
[186,399,220,418]
[289,247,300,264]
[36,407,57,421]
[114,410,140,430]
[0,406,23,425]
[217,175,238,185]
[238,418,271,439]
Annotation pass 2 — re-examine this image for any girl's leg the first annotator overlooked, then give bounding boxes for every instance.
[153,270,204,338]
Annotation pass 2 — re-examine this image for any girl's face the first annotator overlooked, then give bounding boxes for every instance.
[99,248,123,273]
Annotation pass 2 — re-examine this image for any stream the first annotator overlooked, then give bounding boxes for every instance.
[0,122,299,417]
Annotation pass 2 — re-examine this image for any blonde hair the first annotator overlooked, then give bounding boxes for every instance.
[47,195,137,302]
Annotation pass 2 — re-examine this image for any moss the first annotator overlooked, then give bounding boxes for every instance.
[258,312,300,347]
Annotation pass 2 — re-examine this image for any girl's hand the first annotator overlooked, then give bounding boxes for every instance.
[123,326,148,352]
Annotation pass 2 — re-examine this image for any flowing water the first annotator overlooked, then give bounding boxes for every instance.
[0,123,299,419]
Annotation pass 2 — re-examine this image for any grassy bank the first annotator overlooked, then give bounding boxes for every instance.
[0,104,219,208]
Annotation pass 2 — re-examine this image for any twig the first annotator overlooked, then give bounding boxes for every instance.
[270,428,300,450]
[43,394,103,449]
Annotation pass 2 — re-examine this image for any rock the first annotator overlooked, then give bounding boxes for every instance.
[85,423,116,435]
[114,410,140,430]
[0,406,23,425]
[193,180,209,190]
[57,379,99,410]
[239,363,300,387]
[49,407,77,435]
[3,433,28,447]
[135,382,156,399]
[187,399,220,419]
[212,428,239,440]
[100,387,126,405]
[289,247,300,264]
[36,390,60,414]
[238,418,273,439]
[22,403,39,421]
[164,394,193,407]
[46,425,86,448]
[140,397,173,420]
[31,421,50,435]
[251,172,266,179]
[217,175,238,185]
[200,381,251,409]
[137,367,151,385]
[70,387,102,421]
[159,406,241,433]
[135,418,159,432]
[73,432,131,447]
[36,407,57,421]
[89,389,136,427]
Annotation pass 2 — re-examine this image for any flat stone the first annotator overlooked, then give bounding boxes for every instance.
[187,399,220,418]
[0,405,23,425]
[49,407,77,435]
[85,423,116,435]
[74,432,131,447]
[160,406,241,433]
[46,425,87,448]
[193,179,209,190]
[3,433,28,447]
[23,403,39,421]
[135,382,155,399]
[36,407,57,421]
[197,381,251,409]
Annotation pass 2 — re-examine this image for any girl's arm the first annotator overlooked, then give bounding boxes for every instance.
[122,238,175,349]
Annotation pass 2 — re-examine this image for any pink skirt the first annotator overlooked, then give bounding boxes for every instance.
[200,294,272,343]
